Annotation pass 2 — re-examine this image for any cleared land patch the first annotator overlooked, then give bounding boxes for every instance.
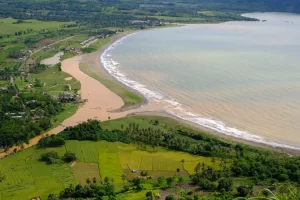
[0,18,73,35]
[72,162,101,185]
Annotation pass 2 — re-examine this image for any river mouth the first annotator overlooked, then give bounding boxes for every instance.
[100,12,300,150]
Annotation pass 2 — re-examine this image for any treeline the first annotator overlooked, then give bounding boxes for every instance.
[57,120,300,186]
[60,120,232,157]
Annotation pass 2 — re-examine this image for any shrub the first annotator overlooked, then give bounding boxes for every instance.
[63,152,77,162]
[40,151,59,164]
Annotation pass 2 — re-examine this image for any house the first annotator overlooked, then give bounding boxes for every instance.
[132,170,139,173]
[26,100,37,104]
[31,197,41,200]
[32,115,42,120]
[74,48,81,53]
[11,116,23,119]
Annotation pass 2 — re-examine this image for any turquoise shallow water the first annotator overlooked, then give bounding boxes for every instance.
[101,13,300,149]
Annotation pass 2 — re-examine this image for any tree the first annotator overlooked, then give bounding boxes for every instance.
[104,177,110,184]
[158,176,166,186]
[278,174,289,181]
[40,151,59,164]
[93,177,97,183]
[59,184,75,198]
[34,78,42,87]
[217,178,233,192]
[63,152,77,162]
[122,184,130,192]
[165,195,176,200]
[193,194,200,200]
[194,163,201,173]
[166,177,174,188]
[237,185,251,197]
[86,178,91,184]
[48,194,58,200]
[146,191,153,200]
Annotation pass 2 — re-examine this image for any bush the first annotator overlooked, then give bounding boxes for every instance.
[165,195,176,200]
[217,178,233,192]
[40,151,59,164]
[63,152,77,162]
[140,171,148,176]
[38,135,65,147]
[237,185,251,197]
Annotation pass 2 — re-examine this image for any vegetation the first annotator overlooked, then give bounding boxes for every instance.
[38,135,66,148]
[0,115,299,199]
[79,59,144,109]
[0,85,62,148]
[1,0,300,199]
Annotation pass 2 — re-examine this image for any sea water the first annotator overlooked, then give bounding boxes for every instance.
[101,13,300,149]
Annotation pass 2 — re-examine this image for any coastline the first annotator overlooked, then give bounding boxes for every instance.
[129,111,300,156]
[93,28,300,156]
[2,26,300,158]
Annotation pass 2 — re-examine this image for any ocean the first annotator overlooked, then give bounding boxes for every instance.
[101,12,300,149]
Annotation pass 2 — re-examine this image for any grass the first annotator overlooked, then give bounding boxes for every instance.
[16,65,81,96]
[0,138,236,199]
[0,147,77,200]
[0,114,250,199]
[0,18,73,35]
[72,162,101,185]
[31,49,59,64]
[121,189,160,200]
[98,142,124,184]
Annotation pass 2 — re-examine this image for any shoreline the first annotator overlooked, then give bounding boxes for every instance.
[129,111,300,156]
[79,31,148,111]
[95,28,300,156]
[2,26,300,158]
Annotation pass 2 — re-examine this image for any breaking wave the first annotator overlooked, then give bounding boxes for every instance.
[100,33,300,151]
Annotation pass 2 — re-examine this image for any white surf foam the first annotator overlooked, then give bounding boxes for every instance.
[100,34,300,151]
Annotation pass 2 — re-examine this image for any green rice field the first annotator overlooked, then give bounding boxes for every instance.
[0,140,226,199]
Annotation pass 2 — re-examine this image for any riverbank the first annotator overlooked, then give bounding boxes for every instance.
[79,31,147,111]
[0,53,131,158]
[1,28,299,158]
